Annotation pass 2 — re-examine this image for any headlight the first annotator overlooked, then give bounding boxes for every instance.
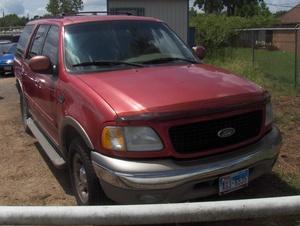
[6,59,13,64]
[101,126,163,151]
[265,102,273,126]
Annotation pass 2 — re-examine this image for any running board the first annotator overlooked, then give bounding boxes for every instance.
[27,118,66,168]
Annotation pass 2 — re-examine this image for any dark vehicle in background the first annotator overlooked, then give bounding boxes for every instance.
[0,42,16,76]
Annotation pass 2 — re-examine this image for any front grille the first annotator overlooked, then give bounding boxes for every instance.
[169,110,263,154]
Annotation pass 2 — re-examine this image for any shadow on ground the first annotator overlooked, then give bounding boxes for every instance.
[34,142,73,196]
[202,173,300,201]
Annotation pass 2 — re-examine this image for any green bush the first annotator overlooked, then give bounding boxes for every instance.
[190,14,277,55]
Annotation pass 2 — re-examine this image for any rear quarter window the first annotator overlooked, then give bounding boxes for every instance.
[16,25,34,58]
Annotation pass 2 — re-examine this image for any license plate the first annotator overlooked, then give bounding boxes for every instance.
[219,169,249,195]
[4,66,12,71]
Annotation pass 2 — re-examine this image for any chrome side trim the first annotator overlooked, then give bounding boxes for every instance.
[92,126,281,190]
[16,78,23,93]
[27,118,66,168]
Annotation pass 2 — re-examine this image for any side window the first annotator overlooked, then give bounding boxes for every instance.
[42,26,59,65]
[28,25,50,59]
[16,25,34,58]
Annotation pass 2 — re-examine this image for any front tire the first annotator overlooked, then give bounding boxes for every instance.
[68,138,105,205]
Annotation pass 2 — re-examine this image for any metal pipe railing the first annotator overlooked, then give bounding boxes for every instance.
[0,196,299,225]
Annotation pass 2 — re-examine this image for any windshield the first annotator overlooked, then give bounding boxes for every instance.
[0,43,13,55]
[64,20,198,73]
[7,44,17,54]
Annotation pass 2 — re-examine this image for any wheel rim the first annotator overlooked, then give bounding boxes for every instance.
[73,153,89,203]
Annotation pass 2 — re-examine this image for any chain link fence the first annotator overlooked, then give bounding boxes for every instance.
[238,27,299,91]
[207,26,300,94]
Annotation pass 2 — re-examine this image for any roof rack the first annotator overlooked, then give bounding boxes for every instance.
[32,15,64,20]
[32,11,133,20]
[66,11,133,16]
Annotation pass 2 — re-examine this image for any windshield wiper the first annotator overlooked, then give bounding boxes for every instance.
[72,60,144,68]
[139,57,198,65]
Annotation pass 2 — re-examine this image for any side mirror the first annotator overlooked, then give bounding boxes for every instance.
[192,46,206,60]
[29,56,51,74]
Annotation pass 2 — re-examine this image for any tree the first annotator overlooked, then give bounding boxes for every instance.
[46,0,84,15]
[0,14,28,27]
[60,0,73,14]
[274,10,287,17]
[72,0,84,13]
[225,0,270,17]
[194,0,223,14]
[46,0,60,16]
[189,7,198,17]
[193,0,271,17]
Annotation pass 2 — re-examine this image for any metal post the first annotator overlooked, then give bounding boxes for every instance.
[0,196,299,225]
[252,30,255,67]
[295,25,299,90]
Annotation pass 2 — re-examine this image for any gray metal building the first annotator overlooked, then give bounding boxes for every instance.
[107,0,189,42]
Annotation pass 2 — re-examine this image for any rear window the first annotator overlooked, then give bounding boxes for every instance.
[16,25,34,58]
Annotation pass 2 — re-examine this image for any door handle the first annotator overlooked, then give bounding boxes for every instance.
[21,67,26,76]
[35,80,42,89]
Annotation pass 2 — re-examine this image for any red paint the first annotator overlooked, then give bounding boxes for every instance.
[15,16,270,160]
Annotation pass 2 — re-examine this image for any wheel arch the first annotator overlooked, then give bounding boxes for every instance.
[60,116,94,157]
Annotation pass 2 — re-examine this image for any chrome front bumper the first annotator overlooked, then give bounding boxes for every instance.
[92,126,281,203]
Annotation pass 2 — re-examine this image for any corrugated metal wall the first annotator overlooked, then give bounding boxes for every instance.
[108,0,188,42]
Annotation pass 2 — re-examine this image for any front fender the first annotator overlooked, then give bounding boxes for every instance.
[59,116,94,156]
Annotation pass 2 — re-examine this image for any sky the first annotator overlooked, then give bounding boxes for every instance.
[0,0,299,18]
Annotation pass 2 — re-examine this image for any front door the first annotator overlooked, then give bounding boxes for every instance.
[27,25,60,144]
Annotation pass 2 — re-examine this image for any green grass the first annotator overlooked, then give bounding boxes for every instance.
[205,47,300,197]
[205,48,300,95]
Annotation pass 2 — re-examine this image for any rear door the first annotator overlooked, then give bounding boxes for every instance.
[14,24,35,108]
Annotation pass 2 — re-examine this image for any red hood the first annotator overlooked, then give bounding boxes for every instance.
[77,64,266,120]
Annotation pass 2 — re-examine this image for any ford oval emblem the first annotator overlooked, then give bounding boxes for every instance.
[217,127,236,138]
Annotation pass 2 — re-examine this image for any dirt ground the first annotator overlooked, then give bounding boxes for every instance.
[0,77,299,226]
[0,77,75,206]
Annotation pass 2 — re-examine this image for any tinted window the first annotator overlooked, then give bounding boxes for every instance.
[0,43,13,55]
[16,25,34,57]
[28,25,50,58]
[42,26,59,65]
[8,44,17,54]
[64,21,197,73]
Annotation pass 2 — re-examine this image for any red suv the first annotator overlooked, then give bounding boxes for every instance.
[15,14,281,205]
